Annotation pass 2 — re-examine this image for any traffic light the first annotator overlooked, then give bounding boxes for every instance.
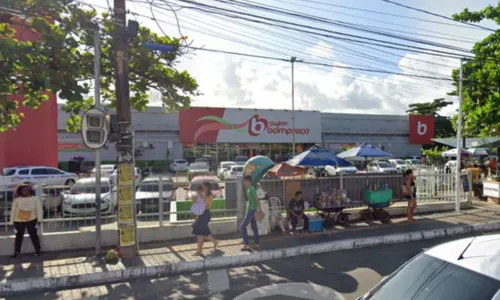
[81,108,109,150]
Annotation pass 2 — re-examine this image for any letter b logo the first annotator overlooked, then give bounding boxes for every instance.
[417,121,427,135]
[248,115,268,136]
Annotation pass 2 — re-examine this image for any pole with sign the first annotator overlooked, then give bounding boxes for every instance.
[94,27,102,254]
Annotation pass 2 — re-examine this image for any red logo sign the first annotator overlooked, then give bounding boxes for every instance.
[409,115,435,144]
[248,115,268,136]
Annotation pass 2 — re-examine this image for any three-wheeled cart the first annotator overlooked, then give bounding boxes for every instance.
[359,188,394,223]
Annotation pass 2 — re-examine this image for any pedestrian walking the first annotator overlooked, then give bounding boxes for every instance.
[240,175,262,251]
[9,184,42,258]
[403,170,417,222]
[192,182,218,256]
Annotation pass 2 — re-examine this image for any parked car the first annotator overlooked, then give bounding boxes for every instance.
[405,159,421,170]
[367,161,398,174]
[109,167,142,187]
[445,160,458,173]
[388,159,407,173]
[0,166,78,189]
[217,161,236,179]
[357,234,500,300]
[90,164,116,178]
[224,165,244,180]
[324,164,358,176]
[135,176,176,213]
[184,176,224,200]
[234,156,249,166]
[40,185,71,214]
[170,159,190,172]
[187,162,210,180]
[61,178,116,217]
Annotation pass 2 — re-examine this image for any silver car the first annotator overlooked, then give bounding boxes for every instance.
[367,161,398,174]
[61,178,116,217]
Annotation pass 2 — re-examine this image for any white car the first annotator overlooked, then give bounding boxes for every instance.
[358,234,500,300]
[445,160,458,173]
[0,166,78,188]
[367,161,398,174]
[224,165,244,180]
[405,159,421,170]
[135,176,176,213]
[187,163,210,180]
[388,159,407,173]
[324,165,358,176]
[218,161,235,178]
[91,164,116,178]
[61,178,116,217]
[170,159,189,172]
[109,167,142,187]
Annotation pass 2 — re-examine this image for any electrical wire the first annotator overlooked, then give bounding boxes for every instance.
[381,0,496,32]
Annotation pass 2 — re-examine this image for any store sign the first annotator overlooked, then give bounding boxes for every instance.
[483,181,500,198]
[58,143,92,153]
[409,115,435,144]
[179,107,321,143]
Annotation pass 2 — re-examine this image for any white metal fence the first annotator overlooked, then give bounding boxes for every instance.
[0,169,462,235]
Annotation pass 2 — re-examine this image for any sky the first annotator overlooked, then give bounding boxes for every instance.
[82,0,497,116]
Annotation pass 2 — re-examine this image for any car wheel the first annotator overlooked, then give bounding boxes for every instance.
[65,179,76,186]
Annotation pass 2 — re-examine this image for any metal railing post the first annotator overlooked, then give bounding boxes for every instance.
[340,172,344,191]
[236,175,244,233]
[158,174,164,227]
[37,184,44,235]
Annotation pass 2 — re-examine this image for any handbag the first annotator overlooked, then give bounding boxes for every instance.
[255,210,265,222]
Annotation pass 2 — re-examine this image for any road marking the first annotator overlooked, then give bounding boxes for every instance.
[234,282,345,300]
[207,269,230,293]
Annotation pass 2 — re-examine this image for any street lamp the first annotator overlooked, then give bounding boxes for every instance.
[291,56,303,156]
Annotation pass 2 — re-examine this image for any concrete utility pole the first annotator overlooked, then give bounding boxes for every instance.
[291,57,297,156]
[94,27,102,255]
[114,0,138,258]
[455,58,463,212]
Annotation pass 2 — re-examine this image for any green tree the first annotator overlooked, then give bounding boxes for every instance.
[406,98,455,138]
[421,146,448,164]
[451,4,500,136]
[0,0,199,132]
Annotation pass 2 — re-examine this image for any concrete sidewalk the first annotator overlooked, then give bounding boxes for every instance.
[0,201,499,295]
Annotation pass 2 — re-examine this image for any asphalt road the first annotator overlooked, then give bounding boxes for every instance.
[9,231,495,300]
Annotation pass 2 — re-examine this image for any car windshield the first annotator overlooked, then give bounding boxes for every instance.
[175,159,187,164]
[2,168,16,176]
[232,166,243,172]
[138,181,174,192]
[221,162,235,169]
[195,158,207,162]
[365,253,500,300]
[189,181,219,191]
[70,182,110,194]
[190,163,208,170]
[377,162,391,168]
[394,160,405,165]
[412,160,421,165]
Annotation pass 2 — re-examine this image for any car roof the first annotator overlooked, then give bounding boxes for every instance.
[142,176,173,182]
[220,161,235,164]
[230,165,243,169]
[425,234,500,281]
[8,165,47,169]
[76,177,110,184]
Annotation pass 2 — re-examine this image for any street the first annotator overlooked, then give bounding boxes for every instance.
[7,231,492,300]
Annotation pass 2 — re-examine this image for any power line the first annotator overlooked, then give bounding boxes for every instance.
[381,0,496,32]
[164,0,472,59]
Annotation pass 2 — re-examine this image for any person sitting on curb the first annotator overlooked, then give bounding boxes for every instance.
[288,191,309,233]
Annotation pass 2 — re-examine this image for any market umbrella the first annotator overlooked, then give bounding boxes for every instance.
[286,144,352,167]
[337,143,393,161]
[267,163,307,177]
[467,148,489,156]
[242,155,275,186]
[441,148,471,158]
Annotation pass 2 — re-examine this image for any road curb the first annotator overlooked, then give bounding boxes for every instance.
[1,221,500,296]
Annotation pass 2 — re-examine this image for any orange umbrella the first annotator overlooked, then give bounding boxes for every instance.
[267,163,307,177]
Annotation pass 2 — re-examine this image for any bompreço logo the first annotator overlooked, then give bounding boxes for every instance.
[193,114,310,141]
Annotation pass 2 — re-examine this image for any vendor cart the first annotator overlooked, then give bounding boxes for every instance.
[313,190,363,227]
[359,188,394,223]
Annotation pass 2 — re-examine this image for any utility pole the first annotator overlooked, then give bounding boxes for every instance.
[455,58,463,212]
[114,0,138,258]
[94,27,102,255]
[291,56,296,156]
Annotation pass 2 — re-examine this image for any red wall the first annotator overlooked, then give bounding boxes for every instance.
[0,21,58,169]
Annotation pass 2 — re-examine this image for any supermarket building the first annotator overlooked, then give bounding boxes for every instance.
[56,105,433,167]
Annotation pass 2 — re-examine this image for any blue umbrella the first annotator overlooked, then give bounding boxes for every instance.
[286,145,352,167]
[337,143,393,161]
